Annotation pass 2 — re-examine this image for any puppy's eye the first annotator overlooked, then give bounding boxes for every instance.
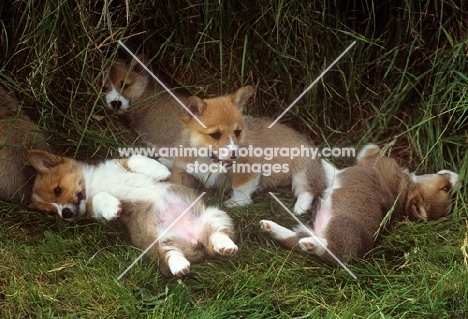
[234,130,242,137]
[54,186,62,197]
[120,81,131,89]
[441,185,451,192]
[210,131,222,140]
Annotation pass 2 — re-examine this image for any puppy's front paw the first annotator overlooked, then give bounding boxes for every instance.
[211,233,238,256]
[168,254,191,276]
[92,192,122,220]
[128,155,171,181]
[293,192,314,215]
[224,196,253,208]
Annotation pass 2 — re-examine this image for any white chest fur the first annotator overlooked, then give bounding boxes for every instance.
[80,159,170,203]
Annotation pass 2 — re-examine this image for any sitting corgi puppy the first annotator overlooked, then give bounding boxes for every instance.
[261,144,459,264]
[27,150,237,276]
[170,86,327,214]
[0,87,53,202]
[103,53,188,151]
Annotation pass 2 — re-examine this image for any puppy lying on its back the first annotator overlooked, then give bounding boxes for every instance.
[0,87,52,202]
[27,150,237,276]
[261,144,459,264]
[103,53,188,150]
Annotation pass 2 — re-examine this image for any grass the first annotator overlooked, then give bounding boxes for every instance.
[1,0,467,317]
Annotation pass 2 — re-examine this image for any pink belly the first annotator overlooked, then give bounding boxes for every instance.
[157,202,201,244]
[313,203,333,237]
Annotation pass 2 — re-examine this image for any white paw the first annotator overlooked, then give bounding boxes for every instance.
[168,254,191,276]
[293,204,307,215]
[211,233,238,256]
[92,192,121,220]
[298,236,328,256]
[293,192,314,215]
[128,155,171,181]
[260,220,296,240]
[224,194,253,208]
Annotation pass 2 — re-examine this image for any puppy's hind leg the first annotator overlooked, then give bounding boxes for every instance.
[298,236,328,257]
[199,207,238,257]
[261,220,303,250]
[165,249,191,276]
[211,232,238,256]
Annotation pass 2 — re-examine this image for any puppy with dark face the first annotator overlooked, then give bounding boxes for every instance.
[28,150,238,276]
[103,54,188,152]
[0,87,52,202]
[261,144,459,264]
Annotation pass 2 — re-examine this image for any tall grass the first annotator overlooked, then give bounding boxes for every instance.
[1,0,467,317]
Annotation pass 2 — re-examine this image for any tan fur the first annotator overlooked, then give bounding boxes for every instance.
[262,145,459,264]
[27,150,89,214]
[120,184,236,275]
[172,86,327,209]
[0,87,52,202]
[27,150,140,217]
[28,150,237,276]
[103,54,188,148]
[321,150,457,263]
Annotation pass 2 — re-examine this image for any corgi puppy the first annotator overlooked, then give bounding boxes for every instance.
[27,150,238,276]
[0,86,53,202]
[170,85,327,214]
[261,144,459,264]
[103,53,188,151]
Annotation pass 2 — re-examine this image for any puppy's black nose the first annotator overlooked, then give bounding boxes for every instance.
[61,208,74,219]
[110,100,122,110]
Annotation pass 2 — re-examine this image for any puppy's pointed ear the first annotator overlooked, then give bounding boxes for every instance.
[181,96,207,124]
[130,53,149,72]
[405,187,428,221]
[27,150,62,174]
[231,86,254,113]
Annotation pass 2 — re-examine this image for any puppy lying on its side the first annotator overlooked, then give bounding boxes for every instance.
[0,87,53,202]
[103,53,188,151]
[171,86,327,214]
[261,144,459,264]
[27,150,237,276]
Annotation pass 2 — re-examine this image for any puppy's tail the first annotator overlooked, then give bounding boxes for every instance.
[356,144,381,162]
